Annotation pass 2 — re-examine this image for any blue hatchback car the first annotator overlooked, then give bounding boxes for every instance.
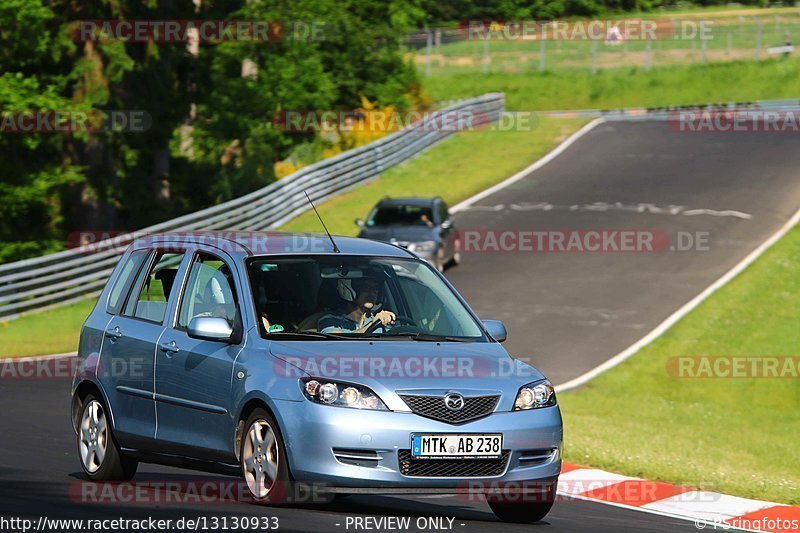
[71,232,563,523]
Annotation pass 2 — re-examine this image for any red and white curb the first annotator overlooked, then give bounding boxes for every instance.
[560,463,800,531]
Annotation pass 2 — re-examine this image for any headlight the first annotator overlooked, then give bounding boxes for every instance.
[408,240,437,253]
[513,379,556,410]
[301,378,388,410]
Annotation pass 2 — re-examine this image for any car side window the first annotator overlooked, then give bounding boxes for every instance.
[123,251,185,323]
[106,250,148,314]
[177,253,239,328]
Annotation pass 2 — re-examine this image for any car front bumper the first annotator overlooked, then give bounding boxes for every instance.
[272,398,563,489]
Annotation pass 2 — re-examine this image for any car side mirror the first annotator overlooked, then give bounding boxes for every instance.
[481,319,507,343]
[440,220,452,230]
[355,218,365,228]
[187,317,233,342]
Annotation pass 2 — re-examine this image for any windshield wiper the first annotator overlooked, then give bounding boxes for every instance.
[382,332,479,342]
[264,331,349,341]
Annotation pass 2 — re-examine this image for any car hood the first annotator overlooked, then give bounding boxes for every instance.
[268,340,544,412]
[357,225,438,244]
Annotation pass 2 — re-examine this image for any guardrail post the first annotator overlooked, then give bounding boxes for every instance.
[539,31,546,72]
[425,30,433,77]
[756,17,762,61]
[700,21,707,64]
[482,35,490,74]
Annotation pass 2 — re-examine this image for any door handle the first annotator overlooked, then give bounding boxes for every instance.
[104,326,123,340]
[159,341,180,355]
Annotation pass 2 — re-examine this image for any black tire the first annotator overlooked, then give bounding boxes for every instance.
[240,409,293,505]
[487,480,556,523]
[78,394,138,481]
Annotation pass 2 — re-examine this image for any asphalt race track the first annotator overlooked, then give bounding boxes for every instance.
[448,120,800,385]
[4,120,799,531]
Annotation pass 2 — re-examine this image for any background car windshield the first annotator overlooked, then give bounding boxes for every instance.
[368,205,434,226]
[247,256,484,339]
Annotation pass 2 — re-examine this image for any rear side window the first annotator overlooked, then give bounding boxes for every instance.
[106,250,148,315]
[123,251,186,324]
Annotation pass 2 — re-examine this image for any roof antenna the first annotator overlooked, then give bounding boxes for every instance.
[304,191,340,253]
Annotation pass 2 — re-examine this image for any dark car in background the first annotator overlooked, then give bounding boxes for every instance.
[356,197,460,272]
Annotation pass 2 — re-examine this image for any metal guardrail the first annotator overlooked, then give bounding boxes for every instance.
[0,93,505,321]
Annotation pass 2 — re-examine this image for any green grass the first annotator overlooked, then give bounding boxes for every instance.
[425,59,800,110]
[281,117,587,235]
[559,227,800,505]
[0,298,95,358]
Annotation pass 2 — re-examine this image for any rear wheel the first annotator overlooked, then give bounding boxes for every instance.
[78,394,137,481]
[241,409,292,505]
[487,481,556,523]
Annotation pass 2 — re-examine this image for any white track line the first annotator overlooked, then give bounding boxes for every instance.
[557,205,800,392]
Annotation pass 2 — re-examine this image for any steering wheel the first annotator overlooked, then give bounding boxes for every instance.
[363,314,416,334]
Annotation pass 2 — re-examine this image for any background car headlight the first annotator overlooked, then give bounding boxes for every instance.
[301,378,387,410]
[408,240,437,253]
[513,379,556,410]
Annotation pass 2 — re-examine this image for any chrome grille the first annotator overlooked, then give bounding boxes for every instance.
[398,450,510,477]
[399,394,499,425]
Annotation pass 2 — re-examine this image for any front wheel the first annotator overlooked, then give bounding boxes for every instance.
[78,394,138,481]
[241,409,292,505]
[487,481,556,523]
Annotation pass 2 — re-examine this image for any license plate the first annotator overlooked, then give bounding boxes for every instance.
[411,434,502,459]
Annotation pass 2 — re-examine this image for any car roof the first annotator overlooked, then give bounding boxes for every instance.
[131,231,416,259]
[377,197,439,208]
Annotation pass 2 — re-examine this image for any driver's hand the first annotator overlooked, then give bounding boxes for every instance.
[375,310,396,326]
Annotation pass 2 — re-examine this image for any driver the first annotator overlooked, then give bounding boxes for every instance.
[318,275,396,334]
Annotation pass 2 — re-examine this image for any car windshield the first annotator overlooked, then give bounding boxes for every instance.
[367,205,434,226]
[247,256,485,341]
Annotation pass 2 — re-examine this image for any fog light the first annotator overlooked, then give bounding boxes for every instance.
[319,383,338,404]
